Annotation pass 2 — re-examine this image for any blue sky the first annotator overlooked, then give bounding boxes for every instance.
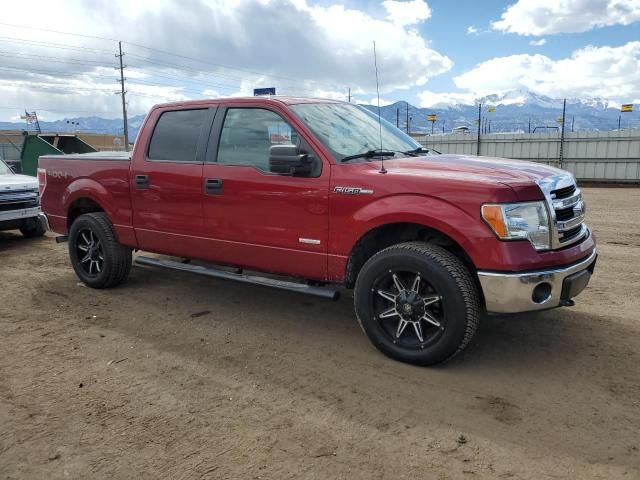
[373,0,640,105]
[0,0,639,121]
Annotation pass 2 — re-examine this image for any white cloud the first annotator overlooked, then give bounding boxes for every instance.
[466,25,479,35]
[492,0,640,35]
[382,0,431,26]
[417,90,477,108]
[202,89,221,98]
[452,41,640,102]
[366,97,395,106]
[0,0,452,121]
[529,38,546,46]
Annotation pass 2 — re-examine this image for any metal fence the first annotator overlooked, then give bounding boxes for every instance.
[418,129,640,183]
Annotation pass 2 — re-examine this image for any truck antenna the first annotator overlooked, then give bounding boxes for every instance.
[373,41,387,174]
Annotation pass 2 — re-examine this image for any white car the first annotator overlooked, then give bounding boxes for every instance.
[0,159,47,237]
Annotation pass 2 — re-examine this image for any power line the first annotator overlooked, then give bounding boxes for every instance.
[0,35,115,55]
[0,64,117,80]
[0,21,343,92]
[0,106,121,114]
[0,21,118,43]
[0,50,113,68]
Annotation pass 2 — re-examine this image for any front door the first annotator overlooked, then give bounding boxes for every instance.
[130,107,214,258]
[201,106,330,280]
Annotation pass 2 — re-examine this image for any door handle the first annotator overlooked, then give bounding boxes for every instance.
[135,174,149,189]
[205,178,223,195]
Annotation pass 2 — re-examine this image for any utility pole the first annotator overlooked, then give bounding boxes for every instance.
[442,120,445,134]
[618,115,621,130]
[396,108,399,128]
[559,98,566,168]
[571,115,575,132]
[406,101,409,134]
[528,117,531,134]
[116,41,129,152]
[348,88,351,103]
[476,103,482,156]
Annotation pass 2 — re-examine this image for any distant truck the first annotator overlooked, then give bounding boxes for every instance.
[38,97,596,366]
[0,159,47,237]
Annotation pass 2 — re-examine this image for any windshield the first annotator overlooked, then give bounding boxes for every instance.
[290,103,423,161]
[0,160,13,175]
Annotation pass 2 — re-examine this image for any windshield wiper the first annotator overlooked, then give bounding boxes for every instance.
[403,146,430,155]
[341,149,397,163]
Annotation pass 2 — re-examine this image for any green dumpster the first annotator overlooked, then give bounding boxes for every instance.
[20,133,97,176]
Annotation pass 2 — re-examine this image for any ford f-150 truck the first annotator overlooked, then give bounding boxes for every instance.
[39,97,596,365]
[0,158,47,237]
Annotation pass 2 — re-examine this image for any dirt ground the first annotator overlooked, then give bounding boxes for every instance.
[1,187,639,479]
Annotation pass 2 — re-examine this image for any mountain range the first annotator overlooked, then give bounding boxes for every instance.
[0,90,636,140]
[366,90,636,134]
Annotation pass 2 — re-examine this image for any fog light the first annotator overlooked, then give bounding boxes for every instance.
[532,282,552,304]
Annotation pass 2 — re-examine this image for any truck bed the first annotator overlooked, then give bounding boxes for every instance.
[39,151,134,239]
[42,151,131,161]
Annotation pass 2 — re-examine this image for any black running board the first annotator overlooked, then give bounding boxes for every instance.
[135,256,340,300]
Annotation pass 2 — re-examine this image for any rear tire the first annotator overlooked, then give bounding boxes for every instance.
[20,217,46,237]
[68,212,132,288]
[354,241,480,366]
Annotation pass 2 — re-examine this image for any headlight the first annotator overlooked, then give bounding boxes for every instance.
[481,201,551,251]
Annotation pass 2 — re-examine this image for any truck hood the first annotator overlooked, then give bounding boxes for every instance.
[0,173,39,190]
[386,154,566,184]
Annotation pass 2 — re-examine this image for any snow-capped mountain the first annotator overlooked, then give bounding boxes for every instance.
[364,90,636,133]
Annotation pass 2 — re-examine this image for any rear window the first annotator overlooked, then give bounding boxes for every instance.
[148,109,207,162]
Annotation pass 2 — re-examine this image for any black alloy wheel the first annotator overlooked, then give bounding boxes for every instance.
[354,242,480,366]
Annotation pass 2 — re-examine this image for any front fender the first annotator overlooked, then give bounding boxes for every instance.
[331,193,493,266]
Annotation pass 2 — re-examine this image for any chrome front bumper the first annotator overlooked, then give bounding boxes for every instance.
[478,250,597,314]
[0,206,42,223]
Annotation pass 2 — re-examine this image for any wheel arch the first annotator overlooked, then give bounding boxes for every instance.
[63,177,116,230]
[67,197,105,230]
[344,222,483,304]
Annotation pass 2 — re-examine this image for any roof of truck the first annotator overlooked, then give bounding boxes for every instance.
[151,96,346,110]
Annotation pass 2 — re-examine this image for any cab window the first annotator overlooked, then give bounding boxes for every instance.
[148,109,207,162]
[217,108,300,172]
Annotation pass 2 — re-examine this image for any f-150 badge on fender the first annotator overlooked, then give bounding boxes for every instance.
[333,186,374,195]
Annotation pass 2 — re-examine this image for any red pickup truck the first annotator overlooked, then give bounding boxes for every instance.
[39,96,596,365]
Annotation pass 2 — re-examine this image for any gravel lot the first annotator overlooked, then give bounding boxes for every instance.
[1,187,639,479]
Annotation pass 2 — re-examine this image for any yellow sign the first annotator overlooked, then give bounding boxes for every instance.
[487,107,496,112]
[556,117,564,123]
[621,104,633,112]
[427,114,437,122]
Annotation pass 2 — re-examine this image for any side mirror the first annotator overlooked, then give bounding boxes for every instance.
[269,144,314,176]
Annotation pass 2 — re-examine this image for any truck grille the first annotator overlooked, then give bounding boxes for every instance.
[552,185,576,200]
[0,188,39,212]
[541,177,587,249]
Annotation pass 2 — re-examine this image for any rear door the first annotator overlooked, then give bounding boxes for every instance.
[130,106,215,257]
[200,105,330,280]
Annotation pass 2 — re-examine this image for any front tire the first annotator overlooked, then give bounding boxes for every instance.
[354,242,480,366]
[68,212,132,288]
[20,216,46,237]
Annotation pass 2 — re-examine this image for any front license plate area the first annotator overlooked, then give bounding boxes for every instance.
[561,269,592,300]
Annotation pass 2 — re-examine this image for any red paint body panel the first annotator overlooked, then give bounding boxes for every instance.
[38,159,136,246]
[39,96,596,286]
